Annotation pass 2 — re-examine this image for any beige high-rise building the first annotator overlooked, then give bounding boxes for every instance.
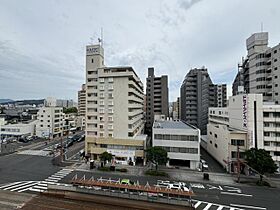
[78,84,86,116]
[85,44,146,165]
[233,32,280,104]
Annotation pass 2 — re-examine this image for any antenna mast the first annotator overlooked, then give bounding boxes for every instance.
[261,22,263,32]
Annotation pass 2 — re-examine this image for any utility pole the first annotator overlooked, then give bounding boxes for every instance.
[237,145,240,183]
[60,135,63,164]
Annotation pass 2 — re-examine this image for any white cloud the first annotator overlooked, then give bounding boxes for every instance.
[0,0,280,101]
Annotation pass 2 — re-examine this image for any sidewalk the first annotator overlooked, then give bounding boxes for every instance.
[74,162,236,185]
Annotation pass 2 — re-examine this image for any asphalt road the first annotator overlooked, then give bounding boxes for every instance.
[0,153,61,184]
[60,170,280,210]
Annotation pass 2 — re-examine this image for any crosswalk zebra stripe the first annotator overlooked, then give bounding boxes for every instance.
[217,206,224,210]
[41,181,56,185]
[203,203,212,210]
[3,181,34,190]
[10,182,38,192]
[32,185,47,190]
[28,188,44,192]
[50,175,65,178]
[194,201,202,208]
[45,179,58,182]
[47,177,61,180]
[0,182,22,189]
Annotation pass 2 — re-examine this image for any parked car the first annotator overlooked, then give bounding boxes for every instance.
[18,137,28,143]
[121,179,134,185]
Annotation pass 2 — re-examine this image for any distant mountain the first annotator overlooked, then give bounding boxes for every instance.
[0,99,14,104]
[0,99,44,105]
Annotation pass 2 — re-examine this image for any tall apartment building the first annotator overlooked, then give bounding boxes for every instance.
[145,67,168,134]
[212,84,227,107]
[78,84,86,116]
[85,44,146,164]
[171,97,180,120]
[232,32,280,103]
[180,68,215,135]
[36,106,64,138]
[206,94,280,172]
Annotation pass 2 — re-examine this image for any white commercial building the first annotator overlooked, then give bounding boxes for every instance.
[36,106,64,138]
[207,93,280,172]
[85,43,146,164]
[0,120,37,139]
[152,120,200,169]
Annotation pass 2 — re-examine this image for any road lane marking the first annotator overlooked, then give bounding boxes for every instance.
[221,192,252,197]
[203,203,212,210]
[194,201,202,208]
[230,203,266,210]
[0,182,22,189]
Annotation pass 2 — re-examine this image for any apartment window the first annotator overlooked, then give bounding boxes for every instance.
[210,140,212,144]
[108,100,114,106]
[274,50,278,54]
[275,151,280,156]
[231,139,245,146]
[108,93,113,98]
[100,92,104,98]
[40,125,43,127]
[108,108,114,114]
[99,78,105,83]
[108,84,113,90]
[274,59,278,62]
[275,67,278,71]
[264,132,270,137]
[276,84,278,87]
[91,58,94,63]
[41,115,43,117]
[99,124,104,129]
[108,124,113,130]
[99,100,104,105]
[100,132,104,137]
[99,85,105,90]
[215,144,218,148]
[276,93,279,96]
[210,132,212,135]
[108,116,113,122]
[264,141,270,146]
[43,110,45,113]
[99,116,104,121]
[214,134,217,138]
[109,133,113,137]
[264,122,270,127]
[99,108,105,114]
[263,112,270,117]
[275,76,278,79]
[108,78,113,83]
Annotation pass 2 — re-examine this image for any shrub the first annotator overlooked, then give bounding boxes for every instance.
[145,170,168,177]
[116,168,128,173]
[97,166,111,172]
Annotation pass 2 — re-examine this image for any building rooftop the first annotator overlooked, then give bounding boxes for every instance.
[153,120,196,130]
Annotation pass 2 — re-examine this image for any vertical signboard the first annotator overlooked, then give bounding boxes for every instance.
[242,95,248,128]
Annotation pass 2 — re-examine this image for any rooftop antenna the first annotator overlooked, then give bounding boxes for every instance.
[98,27,103,46]
[261,22,263,32]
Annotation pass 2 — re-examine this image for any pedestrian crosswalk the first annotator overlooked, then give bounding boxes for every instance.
[18,149,51,157]
[0,168,73,193]
[192,200,243,210]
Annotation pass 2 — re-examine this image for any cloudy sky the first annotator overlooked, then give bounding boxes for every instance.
[1,0,280,102]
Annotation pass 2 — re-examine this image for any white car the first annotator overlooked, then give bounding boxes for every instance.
[202,163,209,169]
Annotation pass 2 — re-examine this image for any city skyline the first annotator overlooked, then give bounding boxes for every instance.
[1,0,280,101]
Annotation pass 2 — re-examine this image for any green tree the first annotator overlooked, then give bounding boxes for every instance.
[100,151,113,166]
[146,146,168,171]
[245,148,278,182]
[63,107,78,114]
